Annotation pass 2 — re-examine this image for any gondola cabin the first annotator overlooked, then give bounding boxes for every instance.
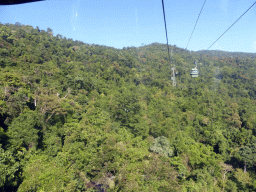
[190,67,199,78]
[191,60,199,78]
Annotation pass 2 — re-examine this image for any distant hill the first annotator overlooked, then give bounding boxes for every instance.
[196,49,256,59]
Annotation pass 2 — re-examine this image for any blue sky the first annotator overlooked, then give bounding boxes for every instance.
[1,0,256,52]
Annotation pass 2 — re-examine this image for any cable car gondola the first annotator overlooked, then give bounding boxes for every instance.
[190,60,199,78]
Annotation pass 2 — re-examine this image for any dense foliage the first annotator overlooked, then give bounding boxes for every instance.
[1,23,256,191]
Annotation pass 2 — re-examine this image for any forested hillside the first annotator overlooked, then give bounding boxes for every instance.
[1,23,256,192]
[196,50,256,59]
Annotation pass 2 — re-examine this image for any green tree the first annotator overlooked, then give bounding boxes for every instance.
[236,143,256,170]
[149,136,173,157]
[18,154,77,192]
[0,26,13,43]
[7,110,43,150]
[0,144,21,191]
